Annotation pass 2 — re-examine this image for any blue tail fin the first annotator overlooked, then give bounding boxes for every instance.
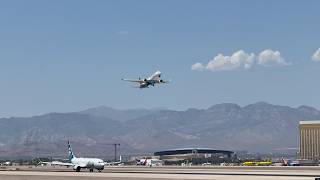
[68,141,75,161]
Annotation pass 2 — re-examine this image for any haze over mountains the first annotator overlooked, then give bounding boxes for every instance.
[0,102,320,158]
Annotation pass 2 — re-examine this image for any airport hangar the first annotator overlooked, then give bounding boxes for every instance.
[154,148,234,164]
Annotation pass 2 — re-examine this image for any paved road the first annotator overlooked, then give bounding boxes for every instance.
[0,166,319,180]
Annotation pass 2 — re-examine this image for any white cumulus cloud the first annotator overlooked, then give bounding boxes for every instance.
[191,49,291,72]
[311,48,320,61]
[258,49,290,66]
[191,62,205,71]
[206,50,255,71]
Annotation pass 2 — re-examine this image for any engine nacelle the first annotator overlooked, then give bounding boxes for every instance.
[144,79,147,82]
[73,165,81,172]
[159,79,164,83]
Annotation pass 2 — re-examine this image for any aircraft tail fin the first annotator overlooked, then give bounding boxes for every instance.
[68,140,76,161]
[143,158,148,165]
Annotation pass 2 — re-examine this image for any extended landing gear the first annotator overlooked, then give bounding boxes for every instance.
[98,170,102,172]
[76,167,81,172]
[90,169,94,172]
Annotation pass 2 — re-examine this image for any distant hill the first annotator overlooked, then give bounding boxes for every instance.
[79,106,155,122]
[0,102,319,158]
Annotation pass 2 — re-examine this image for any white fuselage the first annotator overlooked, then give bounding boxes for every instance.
[71,157,105,171]
[136,159,163,166]
[140,71,163,88]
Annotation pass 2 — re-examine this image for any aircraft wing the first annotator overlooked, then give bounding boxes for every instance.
[43,161,89,168]
[105,155,122,166]
[41,161,74,167]
[121,78,144,83]
[51,161,75,166]
[161,79,171,83]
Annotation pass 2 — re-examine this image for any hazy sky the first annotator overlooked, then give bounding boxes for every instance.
[0,0,319,117]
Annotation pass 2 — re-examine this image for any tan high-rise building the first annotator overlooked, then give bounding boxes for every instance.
[300,121,320,160]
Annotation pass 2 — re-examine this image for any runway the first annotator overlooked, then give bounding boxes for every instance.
[0,166,320,180]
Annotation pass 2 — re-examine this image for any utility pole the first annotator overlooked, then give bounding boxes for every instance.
[107,143,120,162]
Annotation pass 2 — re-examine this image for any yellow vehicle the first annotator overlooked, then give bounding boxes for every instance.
[242,161,272,166]
[242,161,256,166]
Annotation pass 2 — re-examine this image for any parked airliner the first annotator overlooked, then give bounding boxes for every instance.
[43,141,121,172]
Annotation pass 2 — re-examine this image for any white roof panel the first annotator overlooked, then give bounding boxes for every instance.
[300,120,320,125]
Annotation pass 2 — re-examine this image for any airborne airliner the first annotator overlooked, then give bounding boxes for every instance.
[121,71,170,88]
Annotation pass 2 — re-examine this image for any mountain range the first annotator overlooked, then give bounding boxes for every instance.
[1,102,320,159]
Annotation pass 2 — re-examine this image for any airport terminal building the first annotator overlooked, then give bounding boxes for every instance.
[154,148,234,165]
[300,121,320,160]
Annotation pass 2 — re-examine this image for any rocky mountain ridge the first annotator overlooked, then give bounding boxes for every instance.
[0,102,319,158]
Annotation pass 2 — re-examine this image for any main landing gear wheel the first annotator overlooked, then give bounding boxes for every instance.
[76,167,81,172]
[90,169,94,172]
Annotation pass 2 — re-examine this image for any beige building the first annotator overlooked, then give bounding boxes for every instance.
[300,121,320,160]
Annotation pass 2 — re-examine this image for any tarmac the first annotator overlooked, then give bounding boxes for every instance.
[0,166,320,180]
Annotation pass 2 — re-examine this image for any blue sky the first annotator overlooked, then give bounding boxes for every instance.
[0,0,319,117]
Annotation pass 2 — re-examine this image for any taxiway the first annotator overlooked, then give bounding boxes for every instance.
[0,166,319,180]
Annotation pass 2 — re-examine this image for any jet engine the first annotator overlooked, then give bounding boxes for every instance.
[73,165,81,172]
